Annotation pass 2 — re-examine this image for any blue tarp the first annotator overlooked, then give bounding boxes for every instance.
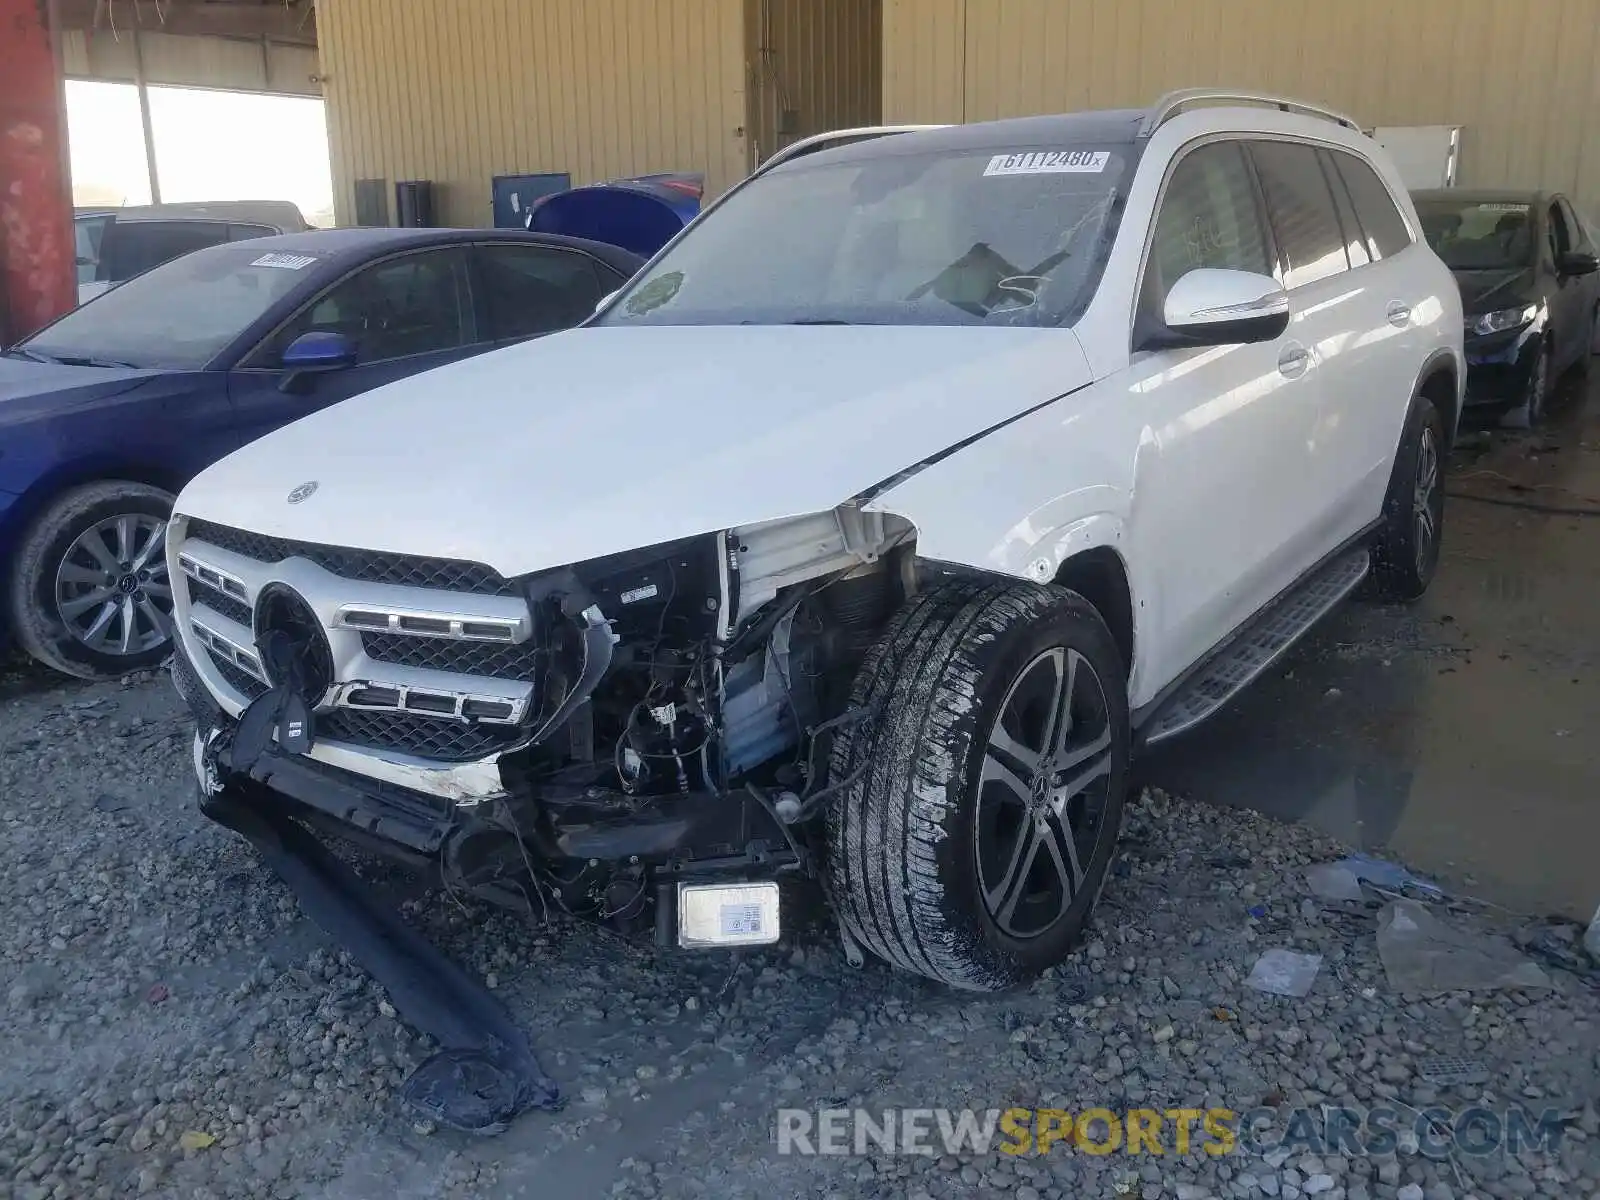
[526,172,704,257]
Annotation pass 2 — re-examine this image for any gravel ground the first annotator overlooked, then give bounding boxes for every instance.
[1,665,1597,1200]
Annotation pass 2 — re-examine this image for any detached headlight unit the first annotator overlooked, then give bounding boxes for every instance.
[1467,304,1537,336]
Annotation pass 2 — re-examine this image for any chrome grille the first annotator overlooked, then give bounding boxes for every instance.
[185,520,519,596]
[185,576,252,628]
[359,631,544,681]
[317,710,521,762]
[210,653,269,700]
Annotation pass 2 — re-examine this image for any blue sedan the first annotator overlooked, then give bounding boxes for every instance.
[1,227,644,679]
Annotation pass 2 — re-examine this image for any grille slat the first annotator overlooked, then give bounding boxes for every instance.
[186,577,252,629]
[317,710,520,762]
[186,520,517,596]
[208,652,269,700]
[359,631,543,681]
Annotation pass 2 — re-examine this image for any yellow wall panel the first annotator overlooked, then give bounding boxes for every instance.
[317,0,748,227]
[747,0,882,167]
[883,0,1600,213]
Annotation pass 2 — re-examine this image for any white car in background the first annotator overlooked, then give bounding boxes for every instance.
[168,90,1462,992]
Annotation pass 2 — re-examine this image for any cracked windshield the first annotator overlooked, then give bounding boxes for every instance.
[599,145,1128,328]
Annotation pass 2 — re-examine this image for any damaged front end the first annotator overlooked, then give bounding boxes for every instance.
[172,508,915,1041]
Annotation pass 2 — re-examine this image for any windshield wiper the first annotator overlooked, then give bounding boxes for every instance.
[3,346,58,364]
[738,317,867,326]
[50,355,139,368]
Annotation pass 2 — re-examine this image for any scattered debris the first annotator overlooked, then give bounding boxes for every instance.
[145,983,169,1005]
[1515,917,1600,988]
[1244,949,1323,997]
[179,1130,216,1152]
[1376,900,1552,994]
[1305,861,1365,903]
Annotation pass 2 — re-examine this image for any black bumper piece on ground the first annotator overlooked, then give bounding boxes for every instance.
[198,779,561,1134]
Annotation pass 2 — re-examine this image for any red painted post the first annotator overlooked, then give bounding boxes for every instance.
[0,0,75,344]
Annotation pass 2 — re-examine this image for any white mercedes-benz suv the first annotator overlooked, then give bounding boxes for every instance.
[168,90,1462,993]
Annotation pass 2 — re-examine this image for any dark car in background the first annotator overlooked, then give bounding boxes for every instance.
[75,201,315,306]
[2,226,644,680]
[1413,188,1600,426]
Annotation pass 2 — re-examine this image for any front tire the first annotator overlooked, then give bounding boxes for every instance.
[8,481,177,681]
[826,579,1130,992]
[1371,395,1445,602]
[1502,339,1550,428]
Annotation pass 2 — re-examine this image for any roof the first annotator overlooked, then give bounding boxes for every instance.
[777,108,1149,170]
[109,200,310,228]
[226,226,647,271]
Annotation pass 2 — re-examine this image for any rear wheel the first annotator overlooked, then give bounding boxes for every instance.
[8,481,176,680]
[1371,395,1445,602]
[826,579,1130,992]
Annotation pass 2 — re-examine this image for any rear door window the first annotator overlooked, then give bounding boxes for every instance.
[1249,141,1350,288]
[1329,152,1412,259]
[475,243,608,339]
[1318,150,1370,268]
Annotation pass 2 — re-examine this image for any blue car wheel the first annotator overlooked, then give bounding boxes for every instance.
[8,480,177,680]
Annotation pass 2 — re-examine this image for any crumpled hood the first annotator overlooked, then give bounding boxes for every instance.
[0,355,159,425]
[1454,268,1536,316]
[177,324,1092,577]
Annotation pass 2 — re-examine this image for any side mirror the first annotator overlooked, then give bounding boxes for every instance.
[1558,250,1599,277]
[1141,268,1290,350]
[279,331,356,394]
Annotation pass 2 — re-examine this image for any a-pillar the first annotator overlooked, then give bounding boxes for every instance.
[0,0,75,344]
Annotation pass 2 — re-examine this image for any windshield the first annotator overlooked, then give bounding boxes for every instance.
[595,144,1131,328]
[19,244,320,370]
[1416,200,1535,271]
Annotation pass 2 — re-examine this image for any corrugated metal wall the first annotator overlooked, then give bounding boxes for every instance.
[317,0,748,228]
[62,31,320,96]
[883,0,1600,214]
[745,0,881,168]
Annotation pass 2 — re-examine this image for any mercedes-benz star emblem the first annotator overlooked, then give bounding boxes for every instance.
[286,481,319,504]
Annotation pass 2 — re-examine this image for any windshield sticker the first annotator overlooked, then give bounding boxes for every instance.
[983,150,1109,177]
[250,252,317,270]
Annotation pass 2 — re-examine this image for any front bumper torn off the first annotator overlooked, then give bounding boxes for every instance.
[184,686,561,1133]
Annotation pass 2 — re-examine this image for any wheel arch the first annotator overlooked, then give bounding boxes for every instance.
[904,520,1140,683]
[2,460,184,583]
[1412,348,1461,448]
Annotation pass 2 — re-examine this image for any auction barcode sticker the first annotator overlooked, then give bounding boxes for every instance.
[251,252,318,270]
[983,150,1109,176]
[720,903,765,936]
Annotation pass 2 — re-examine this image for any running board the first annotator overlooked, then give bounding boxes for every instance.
[1139,547,1371,747]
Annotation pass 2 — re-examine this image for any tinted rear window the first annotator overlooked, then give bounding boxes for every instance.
[1331,153,1413,259]
[99,220,234,281]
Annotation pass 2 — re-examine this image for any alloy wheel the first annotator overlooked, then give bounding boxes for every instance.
[974,646,1116,940]
[1412,424,1440,576]
[54,513,173,656]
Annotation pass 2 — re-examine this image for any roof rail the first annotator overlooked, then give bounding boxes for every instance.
[1141,88,1359,136]
[753,124,950,177]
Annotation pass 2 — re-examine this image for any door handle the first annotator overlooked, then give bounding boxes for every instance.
[1277,344,1310,378]
[1386,301,1412,327]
